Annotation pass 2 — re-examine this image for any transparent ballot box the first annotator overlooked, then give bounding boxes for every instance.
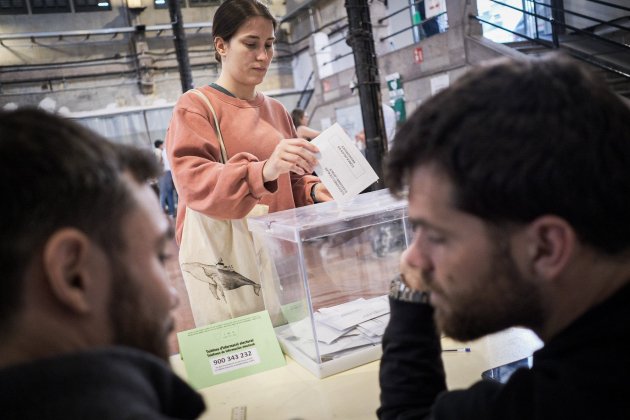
[248,189,411,378]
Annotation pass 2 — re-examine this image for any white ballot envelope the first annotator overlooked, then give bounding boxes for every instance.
[311,123,379,203]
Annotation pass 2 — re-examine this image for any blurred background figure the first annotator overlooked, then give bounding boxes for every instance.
[354,103,397,153]
[154,139,164,163]
[157,139,176,218]
[291,108,321,141]
[151,139,164,197]
[382,103,397,150]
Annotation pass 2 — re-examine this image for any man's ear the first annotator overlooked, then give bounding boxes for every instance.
[525,216,576,281]
[42,229,102,314]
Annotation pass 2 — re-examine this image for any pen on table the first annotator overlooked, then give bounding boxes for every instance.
[442,347,471,353]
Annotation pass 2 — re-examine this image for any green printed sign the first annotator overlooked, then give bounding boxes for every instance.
[386,72,407,123]
[177,310,286,389]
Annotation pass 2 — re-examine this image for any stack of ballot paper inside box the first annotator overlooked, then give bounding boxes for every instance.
[249,189,411,378]
[276,296,390,362]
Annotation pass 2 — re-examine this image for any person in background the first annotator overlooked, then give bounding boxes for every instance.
[159,144,177,218]
[354,103,397,153]
[418,0,441,38]
[382,103,397,150]
[151,139,164,197]
[379,54,630,419]
[153,139,176,217]
[0,109,205,419]
[154,139,165,164]
[291,108,321,141]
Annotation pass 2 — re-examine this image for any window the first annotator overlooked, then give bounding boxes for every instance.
[31,0,70,13]
[188,0,220,7]
[155,0,190,10]
[1,0,113,14]
[0,0,28,14]
[477,0,531,43]
[74,0,111,12]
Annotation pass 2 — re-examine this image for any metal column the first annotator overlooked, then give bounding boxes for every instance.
[345,0,386,191]
[168,0,193,92]
[549,0,565,48]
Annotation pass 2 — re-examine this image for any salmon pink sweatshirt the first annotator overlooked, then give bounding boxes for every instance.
[166,85,320,243]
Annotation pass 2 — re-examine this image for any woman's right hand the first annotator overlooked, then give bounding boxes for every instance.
[263,138,320,182]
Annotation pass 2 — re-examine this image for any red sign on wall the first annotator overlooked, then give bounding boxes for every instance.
[414,47,424,64]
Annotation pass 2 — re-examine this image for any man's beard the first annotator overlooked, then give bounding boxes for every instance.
[107,254,171,361]
[430,234,546,342]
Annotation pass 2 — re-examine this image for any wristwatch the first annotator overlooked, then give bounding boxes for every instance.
[389,274,431,304]
[310,183,319,203]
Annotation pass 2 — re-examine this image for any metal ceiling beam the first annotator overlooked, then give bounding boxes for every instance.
[0,22,212,42]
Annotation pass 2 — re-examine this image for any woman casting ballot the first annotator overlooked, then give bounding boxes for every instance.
[166,0,332,246]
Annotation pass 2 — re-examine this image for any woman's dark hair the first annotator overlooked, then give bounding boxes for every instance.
[212,0,277,62]
[291,108,305,129]
[386,53,630,255]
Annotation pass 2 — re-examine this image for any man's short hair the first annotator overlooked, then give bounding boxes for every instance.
[0,108,160,334]
[387,53,630,255]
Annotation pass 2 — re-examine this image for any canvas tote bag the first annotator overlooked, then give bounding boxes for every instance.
[178,88,271,327]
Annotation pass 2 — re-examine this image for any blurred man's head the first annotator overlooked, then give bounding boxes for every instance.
[0,109,177,365]
[388,54,630,341]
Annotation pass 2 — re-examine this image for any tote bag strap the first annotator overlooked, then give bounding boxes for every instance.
[190,88,228,164]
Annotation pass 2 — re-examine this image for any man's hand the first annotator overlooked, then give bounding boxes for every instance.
[263,138,319,182]
[399,247,427,291]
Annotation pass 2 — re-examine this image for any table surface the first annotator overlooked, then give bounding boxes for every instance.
[170,327,543,420]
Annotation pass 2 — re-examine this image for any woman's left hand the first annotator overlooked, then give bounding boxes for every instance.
[313,183,333,203]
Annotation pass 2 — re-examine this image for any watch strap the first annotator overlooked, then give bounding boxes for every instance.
[389,274,430,304]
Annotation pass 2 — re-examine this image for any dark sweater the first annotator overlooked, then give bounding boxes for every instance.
[0,346,206,420]
[378,283,630,419]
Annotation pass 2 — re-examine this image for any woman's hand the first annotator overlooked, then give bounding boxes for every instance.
[312,183,333,203]
[263,138,319,182]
